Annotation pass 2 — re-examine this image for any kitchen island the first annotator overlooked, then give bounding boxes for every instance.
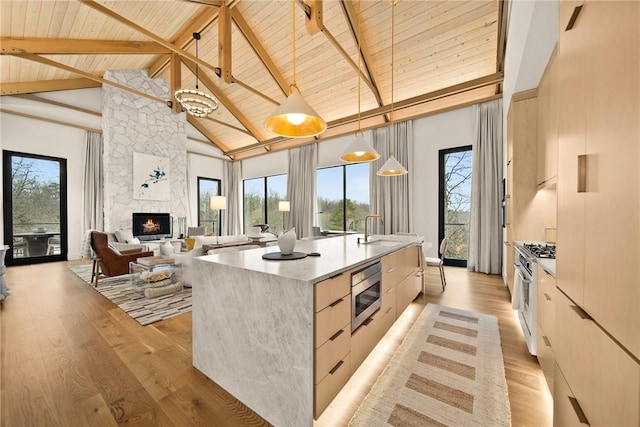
[191,234,423,426]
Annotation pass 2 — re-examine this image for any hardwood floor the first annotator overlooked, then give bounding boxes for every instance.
[1,261,552,426]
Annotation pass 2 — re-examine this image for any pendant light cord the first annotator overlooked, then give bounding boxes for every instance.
[357,0,361,132]
[291,0,297,94]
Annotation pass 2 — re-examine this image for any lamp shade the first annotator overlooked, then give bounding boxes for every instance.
[376,155,408,176]
[278,201,291,212]
[265,90,326,138]
[210,195,227,210]
[340,132,380,163]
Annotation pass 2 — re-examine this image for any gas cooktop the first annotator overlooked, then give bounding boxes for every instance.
[522,243,556,259]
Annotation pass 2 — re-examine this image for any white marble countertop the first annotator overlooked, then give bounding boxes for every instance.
[197,234,423,284]
[537,258,556,277]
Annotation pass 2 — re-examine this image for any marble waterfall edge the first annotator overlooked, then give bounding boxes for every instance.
[191,258,314,426]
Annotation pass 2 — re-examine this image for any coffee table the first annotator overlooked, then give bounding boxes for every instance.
[129,259,182,297]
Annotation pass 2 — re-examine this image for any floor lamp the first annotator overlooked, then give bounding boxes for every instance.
[279,201,290,231]
[210,195,227,244]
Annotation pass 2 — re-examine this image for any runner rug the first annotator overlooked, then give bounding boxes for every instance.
[349,303,511,427]
[69,264,192,326]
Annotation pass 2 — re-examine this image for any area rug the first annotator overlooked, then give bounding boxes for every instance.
[70,264,192,326]
[349,303,511,427]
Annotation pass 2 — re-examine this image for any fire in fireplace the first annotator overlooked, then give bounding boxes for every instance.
[132,213,171,241]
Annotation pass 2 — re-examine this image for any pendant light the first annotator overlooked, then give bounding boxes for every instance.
[377,0,408,176]
[265,0,326,138]
[340,0,379,163]
[175,32,219,117]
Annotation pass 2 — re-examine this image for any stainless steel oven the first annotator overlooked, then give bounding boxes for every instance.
[514,245,537,355]
[351,262,382,332]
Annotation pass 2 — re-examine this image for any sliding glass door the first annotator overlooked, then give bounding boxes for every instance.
[3,151,67,266]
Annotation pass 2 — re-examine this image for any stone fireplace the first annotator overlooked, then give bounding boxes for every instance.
[102,70,188,234]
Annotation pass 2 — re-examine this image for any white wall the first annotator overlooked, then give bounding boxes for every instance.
[0,112,86,260]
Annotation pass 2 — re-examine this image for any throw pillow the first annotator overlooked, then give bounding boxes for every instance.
[127,237,141,244]
[193,235,219,250]
[115,229,134,243]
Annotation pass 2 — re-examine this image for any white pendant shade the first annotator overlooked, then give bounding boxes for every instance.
[340,132,380,163]
[265,91,326,138]
[376,155,407,176]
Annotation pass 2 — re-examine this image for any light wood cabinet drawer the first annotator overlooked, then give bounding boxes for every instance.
[314,352,351,419]
[396,270,421,317]
[382,251,402,293]
[351,313,383,369]
[554,362,589,427]
[315,322,350,384]
[555,290,640,426]
[314,273,350,313]
[536,264,556,341]
[315,295,350,347]
[536,321,555,395]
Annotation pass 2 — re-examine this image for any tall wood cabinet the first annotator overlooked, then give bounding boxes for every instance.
[555,0,640,424]
[504,92,538,293]
[536,48,558,189]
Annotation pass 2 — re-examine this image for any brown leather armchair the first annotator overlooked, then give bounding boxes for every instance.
[90,231,153,286]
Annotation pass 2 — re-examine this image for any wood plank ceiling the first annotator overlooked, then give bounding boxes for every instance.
[0,0,506,160]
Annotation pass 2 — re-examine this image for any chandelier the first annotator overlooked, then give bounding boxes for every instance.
[174,32,219,118]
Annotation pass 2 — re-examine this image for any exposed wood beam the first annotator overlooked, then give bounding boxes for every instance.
[218,1,233,84]
[78,0,217,73]
[231,77,278,105]
[8,53,167,105]
[320,26,378,101]
[340,0,385,112]
[12,94,101,116]
[182,58,264,141]
[0,78,100,95]
[187,115,228,152]
[0,107,102,133]
[224,72,503,156]
[179,0,222,6]
[231,8,289,96]
[148,7,219,78]
[495,0,509,94]
[304,0,323,35]
[203,116,252,136]
[170,53,182,113]
[1,37,170,54]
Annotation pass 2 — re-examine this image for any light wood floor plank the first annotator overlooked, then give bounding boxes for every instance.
[1,261,552,426]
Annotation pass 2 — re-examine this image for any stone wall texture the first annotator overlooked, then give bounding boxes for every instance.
[102,70,188,233]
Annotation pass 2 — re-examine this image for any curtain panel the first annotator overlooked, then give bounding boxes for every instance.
[287,143,318,238]
[369,121,414,235]
[81,130,104,259]
[224,160,243,236]
[468,99,503,274]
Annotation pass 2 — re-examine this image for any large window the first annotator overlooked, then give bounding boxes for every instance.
[243,174,287,233]
[197,177,221,235]
[439,146,473,267]
[3,150,68,266]
[317,163,369,233]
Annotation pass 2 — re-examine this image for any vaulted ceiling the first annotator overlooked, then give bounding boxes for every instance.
[1,0,506,160]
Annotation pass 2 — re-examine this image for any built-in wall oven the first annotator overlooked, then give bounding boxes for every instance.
[351,262,382,332]
[514,245,537,356]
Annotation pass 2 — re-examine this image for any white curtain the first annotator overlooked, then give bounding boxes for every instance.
[223,160,243,236]
[369,121,413,234]
[81,130,103,259]
[287,143,317,238]
[82,131,104,232]
[468,99,503,274]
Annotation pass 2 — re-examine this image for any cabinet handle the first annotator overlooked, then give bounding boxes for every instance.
[362,316,374,327]
[568,396,590,425]
[565,5,584,31]
[329,329,344,341]
[386,267,394,273]
[570,305,592,321]
[577,155,587,192]
[327,272,344,280]
[328,298,344,308]
[385,306,393,315]
[542,335,551,347]
[329,360,344,375]
[543,269,552,277]
[544,293,551,301]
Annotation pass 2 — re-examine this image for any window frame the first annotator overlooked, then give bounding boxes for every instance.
[317,163,370,233]
[197,176,221,236]
[242,173,287,233]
